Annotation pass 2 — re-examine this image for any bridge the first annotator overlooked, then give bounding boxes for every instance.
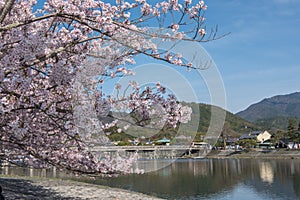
[91,145,211,159]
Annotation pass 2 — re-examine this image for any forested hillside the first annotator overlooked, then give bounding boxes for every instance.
[106,102,261,143]
[237,92,300,130]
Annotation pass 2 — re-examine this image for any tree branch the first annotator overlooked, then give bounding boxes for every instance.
[0,0,14,24]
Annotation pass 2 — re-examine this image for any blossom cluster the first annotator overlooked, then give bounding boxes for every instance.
[106,82,192,132]
[0,0,208,175]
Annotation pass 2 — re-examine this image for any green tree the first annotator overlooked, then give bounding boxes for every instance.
[221,123,230,149]
[271,130,284,147]
[287,118,299,143]
[287,118,296,137]
[215,140,225,149]
[296,118,300,143]
[236,139,257,149]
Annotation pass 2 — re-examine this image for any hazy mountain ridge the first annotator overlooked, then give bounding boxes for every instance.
[236,92,300,130]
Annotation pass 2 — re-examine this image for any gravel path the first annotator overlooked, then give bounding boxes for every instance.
[0,176,163,200]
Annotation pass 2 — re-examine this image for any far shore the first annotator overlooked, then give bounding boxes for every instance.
[1,149,300,199]
[206,148,300,159]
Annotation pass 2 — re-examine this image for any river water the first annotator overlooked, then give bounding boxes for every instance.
[1,158,300,199]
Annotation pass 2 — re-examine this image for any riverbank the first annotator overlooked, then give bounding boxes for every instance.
[1,149,299,199]
[206,148,300,159]
[0,175,163,200]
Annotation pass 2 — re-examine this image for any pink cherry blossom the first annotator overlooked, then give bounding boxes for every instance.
[199,28,206,36]
[0,0,213,175]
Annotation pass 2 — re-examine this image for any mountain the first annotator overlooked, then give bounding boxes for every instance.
[237,92,300,130]
[182,102,260,138]
[106,102,260,143]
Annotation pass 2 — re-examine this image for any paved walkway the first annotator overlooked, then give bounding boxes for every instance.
[0,176,163,200]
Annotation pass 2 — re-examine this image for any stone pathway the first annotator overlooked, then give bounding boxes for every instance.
[0,176,163,200]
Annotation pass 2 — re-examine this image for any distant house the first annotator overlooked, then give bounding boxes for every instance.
[277,138,289,148]
[192,142,212,149]
[226,137,239,145]
[225,137,239,149]
[239,133,257,140]
[155,138,171,145]
[239,130,272,147]
[287,142,300,149]
[277,134,300,149]
[256,131,272,143]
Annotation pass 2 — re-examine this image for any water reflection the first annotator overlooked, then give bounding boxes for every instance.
[259,161,274,184]
[1,159,300,200]
[0,165,70,179]
[88,159,300,200]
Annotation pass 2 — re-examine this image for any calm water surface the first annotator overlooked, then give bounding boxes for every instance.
[87,159,300,200]
[2,158,300,200]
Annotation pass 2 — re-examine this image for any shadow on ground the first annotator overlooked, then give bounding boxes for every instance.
[0,178,81,200]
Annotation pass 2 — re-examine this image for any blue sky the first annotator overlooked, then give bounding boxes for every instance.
[201,0,300,113]
[103,0,300,114]
[128,0,300,113]
[35,0,300,114]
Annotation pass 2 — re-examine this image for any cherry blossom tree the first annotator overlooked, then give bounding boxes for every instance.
[0,0,218,175]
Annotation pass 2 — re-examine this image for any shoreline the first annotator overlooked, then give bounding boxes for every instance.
[1,150,299,199]
[0,175,163,200]
[205,149,300,159]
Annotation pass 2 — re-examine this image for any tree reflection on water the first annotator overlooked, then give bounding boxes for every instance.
[92,159,300,199]
[1,159,300,200]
